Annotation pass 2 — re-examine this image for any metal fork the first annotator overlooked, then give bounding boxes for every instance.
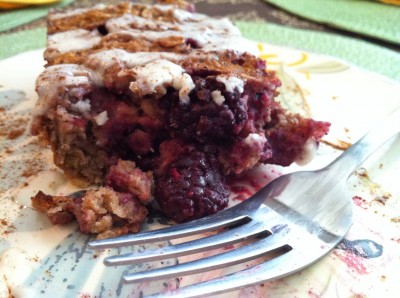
[89,108,400,297]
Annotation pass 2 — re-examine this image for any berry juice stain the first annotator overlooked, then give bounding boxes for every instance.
[335,239,383,275]
[352,196,368,209]
[337,239,383,259]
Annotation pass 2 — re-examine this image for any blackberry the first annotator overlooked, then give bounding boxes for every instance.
[155,150,229,222]
[159,78,247,144]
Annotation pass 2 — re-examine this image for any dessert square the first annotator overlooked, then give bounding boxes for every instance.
[30,1,330,238]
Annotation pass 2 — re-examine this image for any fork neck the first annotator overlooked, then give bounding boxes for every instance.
[327,108,400,178]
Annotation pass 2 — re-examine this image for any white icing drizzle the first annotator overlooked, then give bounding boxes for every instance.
[48,6,258,55]
[216,76,245,93]
[244,133,267,146]
[86,49,184,78]
[113,49,181,65]
[71,98,91,113]
[106,13,240,37]
[105,29,254,53]
[172,7,198,22]
[173,73,195,104]
[48,4,258,54]
[48,29,102,53]
[36,4,258,116]
[128,59,194,104]
[103,12,256,54]
[94,111,109,126]
[211,90,225,106]
[34,49,201,113]
[106,14,172,32]
[34,64,92,116]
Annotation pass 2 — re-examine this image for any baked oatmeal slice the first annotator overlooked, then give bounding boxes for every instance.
[30,1,329,237]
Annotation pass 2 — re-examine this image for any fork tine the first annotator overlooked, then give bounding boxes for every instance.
[104,220,270,265]
[122,226,292,284]
[89,212,249,249]
[149,216,338,298]
[146,233,328,298]
[147,248,307,298]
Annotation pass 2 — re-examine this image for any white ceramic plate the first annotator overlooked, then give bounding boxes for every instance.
[0,45,399,297]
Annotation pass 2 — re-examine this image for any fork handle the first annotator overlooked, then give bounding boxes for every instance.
[329,107,400,177]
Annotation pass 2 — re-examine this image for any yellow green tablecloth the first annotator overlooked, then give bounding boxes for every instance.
[0,0,73,32]
[264,0,400,45]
